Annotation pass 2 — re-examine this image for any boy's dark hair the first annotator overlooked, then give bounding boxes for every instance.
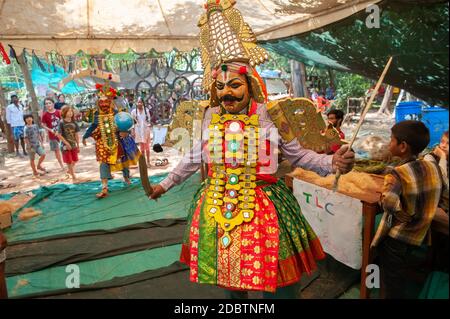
[327,109,345,120]
[43,97,55,106]
[23,114,34,122]
[391,120,430,155]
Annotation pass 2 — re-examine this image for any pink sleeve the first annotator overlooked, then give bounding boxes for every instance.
[160,108,215,191]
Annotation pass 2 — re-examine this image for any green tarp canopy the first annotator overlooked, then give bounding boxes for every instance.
[262,0,449,106]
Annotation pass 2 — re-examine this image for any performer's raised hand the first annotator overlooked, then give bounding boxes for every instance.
[149,184,166,201]
[332,145,355,174]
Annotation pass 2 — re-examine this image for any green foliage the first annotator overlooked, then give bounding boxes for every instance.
[0,63,26,99]
[334,72,372,109]
[262,50,291,74]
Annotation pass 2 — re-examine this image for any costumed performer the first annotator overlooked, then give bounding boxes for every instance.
[150,0,355,298]
[82,76,141,198]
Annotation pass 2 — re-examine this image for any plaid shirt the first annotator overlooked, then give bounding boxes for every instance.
[371,158,445,247]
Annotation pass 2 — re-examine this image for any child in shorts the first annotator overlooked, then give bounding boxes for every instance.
[23,114,46,178]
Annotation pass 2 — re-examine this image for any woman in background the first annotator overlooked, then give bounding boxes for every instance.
[131,97,152,167]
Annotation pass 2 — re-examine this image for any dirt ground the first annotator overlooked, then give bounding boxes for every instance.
[0,129,182,195]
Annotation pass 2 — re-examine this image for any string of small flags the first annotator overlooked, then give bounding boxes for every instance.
[0,43,200,75]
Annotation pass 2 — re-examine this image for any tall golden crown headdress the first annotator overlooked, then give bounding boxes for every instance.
[198,0,269,103]
[95,74,117,100]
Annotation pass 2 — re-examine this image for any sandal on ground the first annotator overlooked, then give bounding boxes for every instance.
[154,158,169,167]
[37,167,48,174]
[0,183,16,189]
[96,187,109,199]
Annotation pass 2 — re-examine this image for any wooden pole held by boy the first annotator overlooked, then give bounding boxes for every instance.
[333,56,394,191]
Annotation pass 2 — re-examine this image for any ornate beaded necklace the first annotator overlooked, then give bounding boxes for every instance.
[206,106,260,248]
[98,112,117,151]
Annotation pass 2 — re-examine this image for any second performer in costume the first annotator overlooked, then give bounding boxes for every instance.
[83,76,141,198]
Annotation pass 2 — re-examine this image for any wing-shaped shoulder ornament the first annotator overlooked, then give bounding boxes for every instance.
[168,100,210,154]
[267,98,344,153]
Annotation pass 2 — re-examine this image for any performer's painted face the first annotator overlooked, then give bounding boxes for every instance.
[216,71,251,114]
[98,98,112,113]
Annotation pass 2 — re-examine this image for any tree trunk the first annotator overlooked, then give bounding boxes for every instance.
[300,62,309,98]
[378,85,393,116]
[290,60,308,98]
[0,84,15,153]
[328,68,335,90]
[17,53,41,126]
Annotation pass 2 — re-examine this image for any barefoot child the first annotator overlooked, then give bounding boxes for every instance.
[23,114,46,178]
[57,105,80,182]
[372,121,446,298]
[41,98,65,171]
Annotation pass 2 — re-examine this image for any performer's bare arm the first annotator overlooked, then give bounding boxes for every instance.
[82,112,99,146]
[150,109,213,200]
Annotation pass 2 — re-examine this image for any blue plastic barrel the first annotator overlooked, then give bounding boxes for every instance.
[421,107,449,147]
[395,101,424,123]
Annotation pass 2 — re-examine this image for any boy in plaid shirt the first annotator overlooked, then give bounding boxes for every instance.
[372,121,446,298]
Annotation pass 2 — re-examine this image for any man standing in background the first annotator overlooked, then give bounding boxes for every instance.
[327,109,346,154]
[6,94,27,157]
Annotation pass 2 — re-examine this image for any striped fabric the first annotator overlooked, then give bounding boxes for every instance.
[372,159,445,247]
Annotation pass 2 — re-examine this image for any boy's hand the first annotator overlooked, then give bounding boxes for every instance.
[332,145,355,174]
[149,185,166,201]
[433,146,446,159]
[82,139,87,146]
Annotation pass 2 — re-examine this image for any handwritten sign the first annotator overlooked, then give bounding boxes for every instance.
[293,178,363,269]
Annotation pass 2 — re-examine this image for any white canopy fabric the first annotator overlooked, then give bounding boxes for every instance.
[0,0,380,55]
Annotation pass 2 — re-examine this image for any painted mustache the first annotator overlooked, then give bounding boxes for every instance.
[220,94,244,103]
